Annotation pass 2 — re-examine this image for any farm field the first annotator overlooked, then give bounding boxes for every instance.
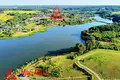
[0,13,13,21]
[4,10,40,14]
[0,10,39,21]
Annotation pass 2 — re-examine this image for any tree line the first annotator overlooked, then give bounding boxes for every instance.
[67,23,120,60]
[81,23,120,51]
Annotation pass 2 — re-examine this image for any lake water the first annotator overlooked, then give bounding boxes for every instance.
[0,17,112,79]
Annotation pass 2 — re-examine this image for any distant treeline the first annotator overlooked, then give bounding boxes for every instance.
[1,6,120,11]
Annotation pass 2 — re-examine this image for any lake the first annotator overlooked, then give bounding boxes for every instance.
[0,16,112,79]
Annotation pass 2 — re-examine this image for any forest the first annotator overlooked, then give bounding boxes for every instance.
[81,23,120,51]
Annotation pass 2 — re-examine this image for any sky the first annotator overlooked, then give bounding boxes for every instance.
[0,0,120,5]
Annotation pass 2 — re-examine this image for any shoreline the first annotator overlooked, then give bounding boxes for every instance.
[3,19,98,79]
[0,20,95,40]
[0,25,49,40]
[12,54,90,80]
[8,20,99,79]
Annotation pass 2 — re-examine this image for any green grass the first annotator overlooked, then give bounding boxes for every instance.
[29,55,88,80]
[80,49,120,79]
[113,38,120,43]
[112,11,120,15]
[4,10,40,14]
[15,55,88,80]
[0,10,39,21]
[53,55,86,78]
[0,13,13,21]
[12,26,46,38]
[25,23,36,29]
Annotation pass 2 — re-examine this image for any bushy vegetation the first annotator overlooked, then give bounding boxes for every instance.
[81,23,120,51]
[20,55,88,80]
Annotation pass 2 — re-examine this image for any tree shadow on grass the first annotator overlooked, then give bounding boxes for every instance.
[45,47,75,56]
[44,47,92,80]
[73,63,92,80]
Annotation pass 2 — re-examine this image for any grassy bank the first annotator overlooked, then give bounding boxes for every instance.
[13,49,120,80]
[14,54,88,80]
[80,49,120,79]
[4,10,40,14]
[12,25,47,38]
[0,25,53,40]
[112,11,120,15]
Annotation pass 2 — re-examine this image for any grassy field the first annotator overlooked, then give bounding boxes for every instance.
[4,10,40,14]
[112,11,120,15]
[80,49,120,79]
[28,55,88,80]
[0,10,39,21]
[25,23,36,29]
[15,55,88,80]
[12,25,46,38]
[0,13,13,21]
